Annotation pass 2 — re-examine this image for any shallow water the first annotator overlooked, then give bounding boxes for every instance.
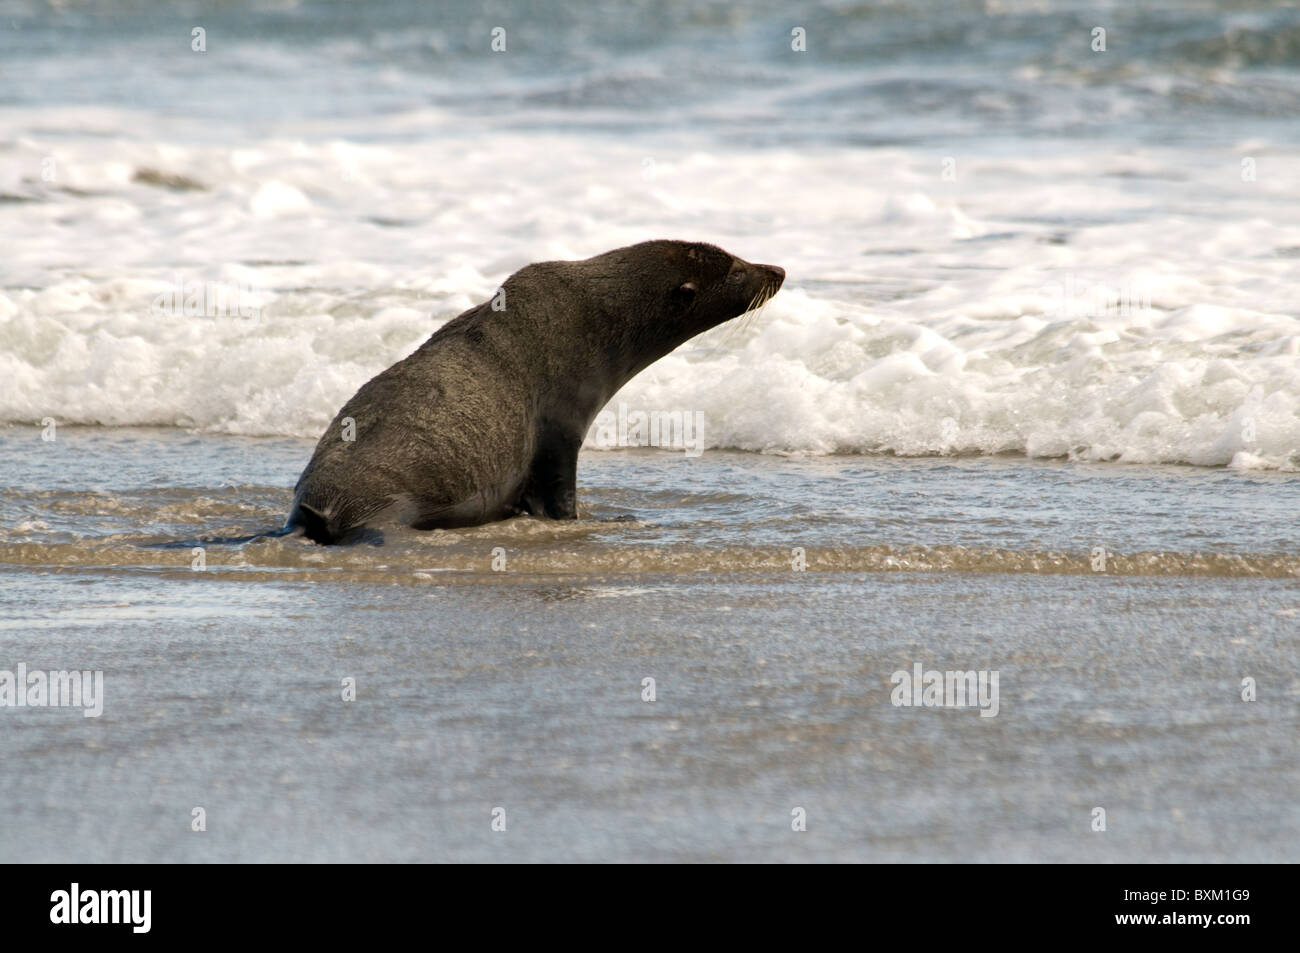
[4,426,1299,578]
[2,428,1298,862]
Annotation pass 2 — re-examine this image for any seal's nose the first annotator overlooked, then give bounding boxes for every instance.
[758,264,785,286]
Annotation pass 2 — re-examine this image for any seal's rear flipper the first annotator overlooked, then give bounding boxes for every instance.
[143,526,300,549]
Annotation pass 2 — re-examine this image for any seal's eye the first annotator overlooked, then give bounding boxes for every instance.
[672,282,697,310]
[726,269,746,284]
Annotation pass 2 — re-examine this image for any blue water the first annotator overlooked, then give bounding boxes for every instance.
[3,0,1299,145]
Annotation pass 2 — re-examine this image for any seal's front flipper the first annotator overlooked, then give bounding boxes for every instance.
[288,501,336,544]
[520,422,581,519]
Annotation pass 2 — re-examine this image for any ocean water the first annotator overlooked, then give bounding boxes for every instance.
[4,0,1300,466]
[1,0,1298,863]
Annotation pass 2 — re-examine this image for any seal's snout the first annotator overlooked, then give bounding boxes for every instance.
[755,264,784,305]
[756,263,785,292]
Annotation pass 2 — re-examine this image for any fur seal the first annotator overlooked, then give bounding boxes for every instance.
[286,240,784,544]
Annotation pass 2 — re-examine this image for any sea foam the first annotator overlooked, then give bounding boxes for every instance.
[3,114,1298,469]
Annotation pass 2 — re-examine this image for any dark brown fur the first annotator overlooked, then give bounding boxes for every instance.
[287,240,784,543]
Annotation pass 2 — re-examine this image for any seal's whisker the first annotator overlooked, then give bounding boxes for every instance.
[732,293,762,339]
[738,289,773,337]
[711,291,761,347]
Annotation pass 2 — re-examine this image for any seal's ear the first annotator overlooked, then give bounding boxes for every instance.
[672,282,697,311]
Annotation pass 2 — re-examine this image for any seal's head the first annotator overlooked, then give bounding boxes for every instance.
[667,241,785,335]
[505,239,785,390]
[577,239,784,350]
